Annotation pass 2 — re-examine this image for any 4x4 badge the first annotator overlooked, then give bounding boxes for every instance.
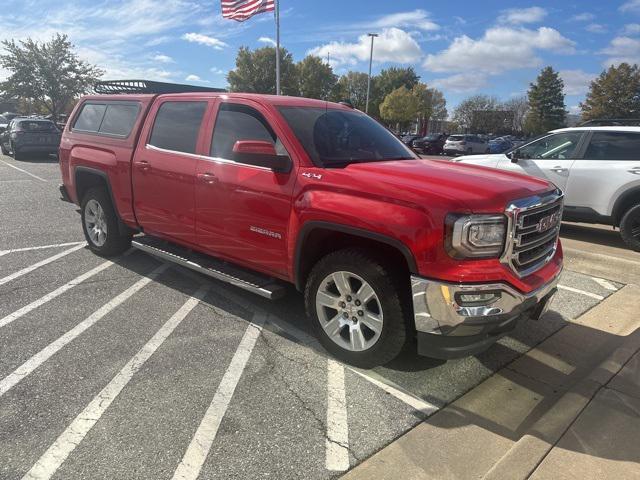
[302,172,323,180]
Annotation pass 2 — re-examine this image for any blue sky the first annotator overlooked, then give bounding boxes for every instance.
[1,0,640,113]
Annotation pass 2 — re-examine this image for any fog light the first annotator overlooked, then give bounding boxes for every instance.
[457,292,501,306]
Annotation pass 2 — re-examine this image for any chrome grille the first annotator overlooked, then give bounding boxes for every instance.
[503,191,563,277]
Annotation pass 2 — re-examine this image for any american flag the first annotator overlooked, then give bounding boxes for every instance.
[221,0,275,22]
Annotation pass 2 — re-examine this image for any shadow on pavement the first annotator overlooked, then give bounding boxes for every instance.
[561,222,627,249]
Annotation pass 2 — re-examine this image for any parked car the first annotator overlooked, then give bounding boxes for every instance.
[412,133,448,155]
[0,117,61,159]
[1,112,19,122]
[59,80,562,368]
[443,134,489,156]
[401,134,421,146]
[0,115,8,134]
[454,126,640,251]
[488,137,513,154]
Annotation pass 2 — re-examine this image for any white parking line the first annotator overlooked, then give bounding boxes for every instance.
[21,282,206,480]
[0,260,114,330]
[0,242,85,257]
[0,244,85,287]
[591,277,618,291]
[349,368,439,415]
[0,263,169,398]
[172,313,265,480]
[557,284,605,301]
[326,358,350,472]
[0,158,48,182]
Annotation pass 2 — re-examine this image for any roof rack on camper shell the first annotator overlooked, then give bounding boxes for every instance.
[93,80,226,95]
[579,118,640,127]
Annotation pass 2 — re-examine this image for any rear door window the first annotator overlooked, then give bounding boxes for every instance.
[148,101,207,154]
[583,131,640,160]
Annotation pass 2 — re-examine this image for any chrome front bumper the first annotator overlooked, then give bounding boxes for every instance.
[411,273,560,337]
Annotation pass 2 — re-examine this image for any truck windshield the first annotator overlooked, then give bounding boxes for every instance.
[278,106,417,167]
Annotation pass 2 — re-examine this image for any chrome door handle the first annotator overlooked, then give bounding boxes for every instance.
[628,167,640,175]
[551,166,567,173]
[197,172,218,184]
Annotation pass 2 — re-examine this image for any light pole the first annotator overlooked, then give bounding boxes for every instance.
[365,33,378,114]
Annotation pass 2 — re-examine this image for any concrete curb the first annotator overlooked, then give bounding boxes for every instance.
[482,328,640,480]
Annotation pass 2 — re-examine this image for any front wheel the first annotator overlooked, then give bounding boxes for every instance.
[620,204,640,252]
[81,187,131,256]
[305,249,409,368]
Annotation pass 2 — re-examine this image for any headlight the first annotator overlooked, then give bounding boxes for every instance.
[445,214,507,258]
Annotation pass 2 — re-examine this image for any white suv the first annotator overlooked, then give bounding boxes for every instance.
[443,134,489,156]
[453,126,640,251]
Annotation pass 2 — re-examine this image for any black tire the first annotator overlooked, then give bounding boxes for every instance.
[80,187,131,256]
[620,204,640,252]
[10,142,22,160]
[304,248,410,368]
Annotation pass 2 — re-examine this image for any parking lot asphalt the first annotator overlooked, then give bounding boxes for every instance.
[0,155,634,480]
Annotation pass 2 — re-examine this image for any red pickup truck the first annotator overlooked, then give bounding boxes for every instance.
[59,81,563,368]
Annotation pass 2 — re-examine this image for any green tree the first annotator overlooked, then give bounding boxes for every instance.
[227,46,298,95]
[296,55,337,100]
[379,86,418,130]
[332,71,370,111]
[525,66,566,134]
[412,83,447,134]
[581,63,640,120]
[0,34,102,121]
[371,67,419,118]
[452,95,500,131]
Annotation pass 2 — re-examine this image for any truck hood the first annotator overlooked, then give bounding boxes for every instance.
[453,154,507,168]
[343,158,552,213]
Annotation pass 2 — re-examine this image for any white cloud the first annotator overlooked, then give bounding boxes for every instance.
[498,7,547,25]
[185,74,201,81]
[182,33,228,50]
[431,73,489,93]
[620,0,640,13]
[258,36,277,46]
[308,28,422,67]
[567,105,581,115]
[560,70,596,95]
[571,13,595,22]
[210,67,226,75]
[424,27,575,75]
[369,9,439,32]
[153,54,174,63]
[585,23,607,34]
[600,36,640,66]
[622,23,640,35]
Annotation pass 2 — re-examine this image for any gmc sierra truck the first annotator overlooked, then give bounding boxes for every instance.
[58,80,563,368]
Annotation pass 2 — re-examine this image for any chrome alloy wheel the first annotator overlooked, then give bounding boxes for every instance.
[315,271,383,352]
[84,199,108,247]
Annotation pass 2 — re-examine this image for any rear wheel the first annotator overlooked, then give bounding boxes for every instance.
[81,187,131,256]
[305,248,409,368]
[10,142,22,160]
[620,204,640,252]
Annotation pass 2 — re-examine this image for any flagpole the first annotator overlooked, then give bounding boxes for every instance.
[275,0,281,95]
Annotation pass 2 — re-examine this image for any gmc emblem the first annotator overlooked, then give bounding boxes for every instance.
[537,212,561,233]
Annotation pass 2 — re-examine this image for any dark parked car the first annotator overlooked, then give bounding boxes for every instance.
[401,134,421,146]
[488,136,513,154]
[0,118,61,159]
[0,115,8,134]
[412,133,448,154]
